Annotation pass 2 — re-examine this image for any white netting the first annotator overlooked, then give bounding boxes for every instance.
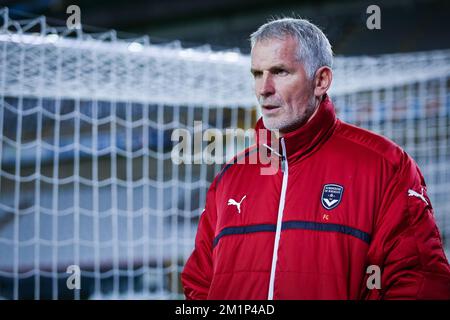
[0,7,449,299]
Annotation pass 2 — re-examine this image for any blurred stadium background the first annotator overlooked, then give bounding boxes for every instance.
[0,0,449,299]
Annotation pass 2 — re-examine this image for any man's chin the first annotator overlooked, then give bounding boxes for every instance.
[262,118,283,131]
[263,117,308,135]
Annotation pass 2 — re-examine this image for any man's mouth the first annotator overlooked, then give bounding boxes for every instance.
[262,105,281,114]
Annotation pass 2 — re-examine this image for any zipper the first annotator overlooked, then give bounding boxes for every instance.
[267,137,288,300]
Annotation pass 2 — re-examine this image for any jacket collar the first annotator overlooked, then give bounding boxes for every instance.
[255,94,337,164]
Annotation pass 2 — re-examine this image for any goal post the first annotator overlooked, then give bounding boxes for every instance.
[0,8,449,299]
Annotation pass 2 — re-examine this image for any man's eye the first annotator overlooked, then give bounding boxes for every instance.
[252,71,262,78]
[274,69,288,75]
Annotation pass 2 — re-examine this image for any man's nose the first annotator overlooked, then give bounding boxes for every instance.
[258,73,275,97]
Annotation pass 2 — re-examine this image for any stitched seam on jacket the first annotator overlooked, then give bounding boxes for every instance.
[335,124,399,168]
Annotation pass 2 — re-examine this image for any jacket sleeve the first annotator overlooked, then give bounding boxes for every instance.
[362,152,450,299]
[181,179,218,300]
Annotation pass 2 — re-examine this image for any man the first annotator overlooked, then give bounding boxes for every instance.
[181,18,450,299]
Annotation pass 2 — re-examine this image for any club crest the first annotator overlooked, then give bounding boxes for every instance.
[321,184,344,210]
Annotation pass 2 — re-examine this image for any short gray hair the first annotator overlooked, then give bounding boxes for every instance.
[250,17,333,79]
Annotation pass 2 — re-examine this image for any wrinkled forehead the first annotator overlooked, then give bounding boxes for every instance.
[250,36,300,67]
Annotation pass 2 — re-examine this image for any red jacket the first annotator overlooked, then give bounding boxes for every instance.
[181,95,450,299]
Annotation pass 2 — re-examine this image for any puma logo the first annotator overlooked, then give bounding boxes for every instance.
[227,195,247,214]
[408,188,429,206]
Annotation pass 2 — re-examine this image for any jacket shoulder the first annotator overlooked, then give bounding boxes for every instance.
[334,120,409,169]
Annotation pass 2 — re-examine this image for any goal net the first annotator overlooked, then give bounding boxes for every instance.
[0,8,449,299]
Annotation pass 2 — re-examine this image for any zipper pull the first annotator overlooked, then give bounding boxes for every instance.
[280,138,288,174]
[263,141,286,172]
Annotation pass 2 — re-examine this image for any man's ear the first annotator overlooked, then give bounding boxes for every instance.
[313,66,332,98]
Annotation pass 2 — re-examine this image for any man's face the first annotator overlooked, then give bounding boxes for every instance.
[251,36,316,134]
